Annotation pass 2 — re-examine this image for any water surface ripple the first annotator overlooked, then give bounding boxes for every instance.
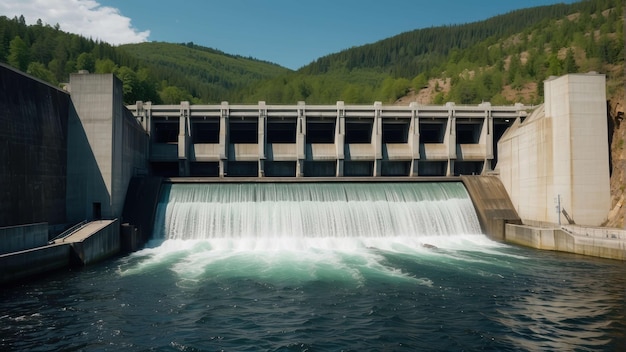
[2,236,625,351]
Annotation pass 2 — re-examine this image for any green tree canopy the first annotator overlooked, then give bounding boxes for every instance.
[8,36,29,71]
[27,61,57,84]
[76,52,95,73]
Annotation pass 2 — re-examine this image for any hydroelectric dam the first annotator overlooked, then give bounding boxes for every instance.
[3,63,626,350]
[0,62,617,286]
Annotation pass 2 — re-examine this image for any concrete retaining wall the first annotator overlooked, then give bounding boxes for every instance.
[504,224,559,250]
[0,223,49,254]
[505,223,626,260]
[121,176,163,249]
[69,219,120,265]
[0,243,71,285]
[0,64,71,228]
[497,73,610,226]
[1,219,121,285]
[461,175,522,240]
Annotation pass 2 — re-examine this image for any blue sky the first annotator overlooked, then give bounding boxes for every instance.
[3,0,577,70]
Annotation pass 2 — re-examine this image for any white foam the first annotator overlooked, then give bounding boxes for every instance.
[154,183,483,240]
[126,183,503,283]
[118,233,511,288]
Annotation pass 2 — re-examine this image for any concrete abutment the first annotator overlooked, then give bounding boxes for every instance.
[460,175,522,240]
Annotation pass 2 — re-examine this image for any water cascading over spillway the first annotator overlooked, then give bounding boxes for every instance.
[153,182,482,241]
[10,182,625,352]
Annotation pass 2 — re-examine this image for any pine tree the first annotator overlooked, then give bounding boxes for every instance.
[7,36,29,71]
[563,49,578,73]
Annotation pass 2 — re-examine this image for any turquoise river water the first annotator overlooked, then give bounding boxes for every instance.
[1,182,625,351]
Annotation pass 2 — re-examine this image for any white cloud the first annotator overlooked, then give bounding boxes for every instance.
[0,0,149,45]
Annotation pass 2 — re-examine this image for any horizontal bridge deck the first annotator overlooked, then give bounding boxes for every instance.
[127,101,531,178]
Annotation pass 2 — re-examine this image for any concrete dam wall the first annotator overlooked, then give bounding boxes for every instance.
[0,68,151,284]
[0,67,619,286]
[497,73,610,227]
[0,64,72,228]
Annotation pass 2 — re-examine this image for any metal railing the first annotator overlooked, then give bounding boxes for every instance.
[49,220,88,243]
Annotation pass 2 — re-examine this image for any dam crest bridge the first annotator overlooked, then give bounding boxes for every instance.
[128,101,529,178]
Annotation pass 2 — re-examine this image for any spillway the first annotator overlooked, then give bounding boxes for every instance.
[153,182,482,241]
[4,182,625,351]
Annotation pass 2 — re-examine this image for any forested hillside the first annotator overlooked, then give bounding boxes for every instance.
[0,16,289,104]
[0,0,622,106]
[240,0,623,105]
[117,42,289,103]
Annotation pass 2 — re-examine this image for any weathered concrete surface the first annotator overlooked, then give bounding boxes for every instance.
[497,73,610,226]
[0,223,48,254]
[58,219,120,265]
[121,176,163,249]
[0,64,71,228]
[166,176,462,183]
[0,243,71,285]
[505,223,626,261]
[66,73,148,223]
[128,100,527,178]
[1,220,122,284]
[461,175,522,240]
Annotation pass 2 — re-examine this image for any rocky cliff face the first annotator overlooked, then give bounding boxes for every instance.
[606,91,625,228]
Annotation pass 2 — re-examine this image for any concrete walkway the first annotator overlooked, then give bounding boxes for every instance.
[561,224,626,240]
[505,223,626,261]
[54,220,116,244]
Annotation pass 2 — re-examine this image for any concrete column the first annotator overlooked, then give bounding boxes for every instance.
[410,102,419,176]
[446,102,456,176]
[135,101,151,134]
[258,101,266,177]
[143,102,152,159]
[373,101,382,177]
[296,101,305,177]
[219,101,229,177]
[482,102,493,173]
[336,101,345,177]
[178,101,190,176]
